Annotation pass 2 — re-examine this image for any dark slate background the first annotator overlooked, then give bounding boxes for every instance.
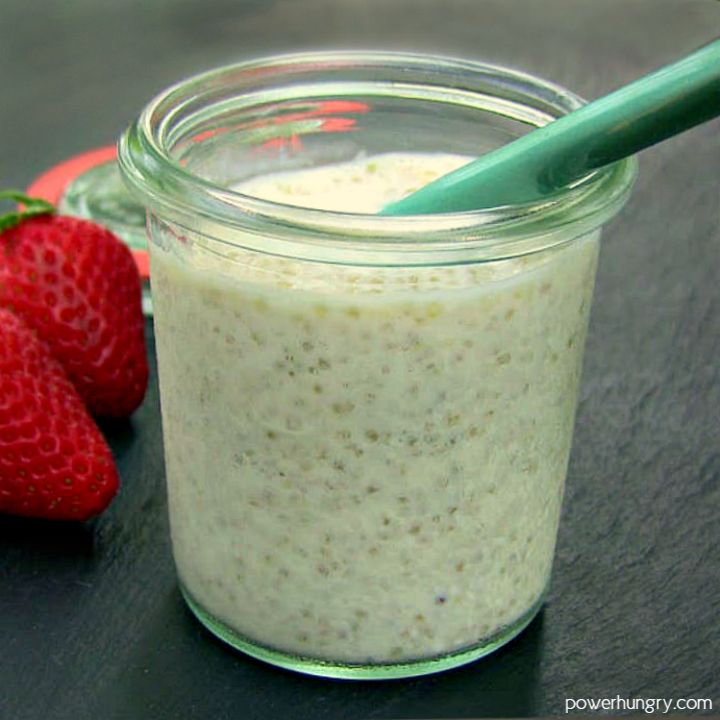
[0,1,718,718]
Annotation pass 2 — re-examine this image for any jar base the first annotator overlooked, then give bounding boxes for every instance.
[180,583,546,680]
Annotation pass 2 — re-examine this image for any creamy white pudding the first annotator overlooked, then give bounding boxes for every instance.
[150,153,598,664]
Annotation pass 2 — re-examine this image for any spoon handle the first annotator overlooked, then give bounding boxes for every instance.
[382,39,720,214]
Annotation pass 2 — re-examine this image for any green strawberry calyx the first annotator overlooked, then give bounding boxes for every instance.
[0,190,55,233]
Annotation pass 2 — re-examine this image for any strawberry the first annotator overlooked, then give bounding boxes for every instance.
[0,308,119,520]
[0,191,148,417]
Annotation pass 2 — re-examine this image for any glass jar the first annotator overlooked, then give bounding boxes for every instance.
[119,51,636,679]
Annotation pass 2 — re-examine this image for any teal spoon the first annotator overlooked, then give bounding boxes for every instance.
[381,39,720,215]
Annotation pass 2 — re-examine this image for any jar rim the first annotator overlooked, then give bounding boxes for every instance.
[118,50,637,265]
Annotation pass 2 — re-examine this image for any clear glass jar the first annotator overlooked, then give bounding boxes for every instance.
[119,51,636,679]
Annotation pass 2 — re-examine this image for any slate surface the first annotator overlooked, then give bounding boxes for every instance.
[0,1,718,718]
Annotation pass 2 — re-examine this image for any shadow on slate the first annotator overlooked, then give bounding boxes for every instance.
[0,515,97,560]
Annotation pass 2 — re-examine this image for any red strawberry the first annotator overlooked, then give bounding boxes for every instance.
[0,308,119,520]
[0,191,148,417]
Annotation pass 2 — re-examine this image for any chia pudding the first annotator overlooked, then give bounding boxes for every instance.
[150,152,599,664]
